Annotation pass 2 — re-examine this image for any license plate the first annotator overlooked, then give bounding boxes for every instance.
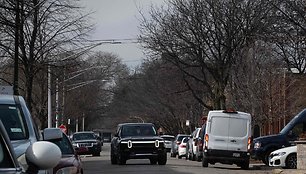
[233,153,240,157]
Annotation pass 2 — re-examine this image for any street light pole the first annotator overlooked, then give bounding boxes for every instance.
[47,65,52,128]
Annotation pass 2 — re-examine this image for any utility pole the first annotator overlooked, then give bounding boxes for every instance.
[13,0,20,95]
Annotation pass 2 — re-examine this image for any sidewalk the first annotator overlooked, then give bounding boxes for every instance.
[273,169,306,174]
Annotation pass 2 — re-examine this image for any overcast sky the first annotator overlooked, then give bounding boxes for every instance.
[79,0,166,69]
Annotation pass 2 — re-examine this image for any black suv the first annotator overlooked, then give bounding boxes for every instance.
[111,123,167,165]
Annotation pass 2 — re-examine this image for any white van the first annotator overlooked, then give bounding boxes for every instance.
[202,109,252,169]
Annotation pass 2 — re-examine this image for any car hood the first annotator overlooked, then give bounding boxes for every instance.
[72,139,98,143]
[253,134,285,144]
[121,136,163,141]
[11,139,32,158]
[271,145,297,155]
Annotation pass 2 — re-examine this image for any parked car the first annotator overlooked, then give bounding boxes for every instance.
[0,119,61,174]
[251,109,306,165]
[0,95,61,173]
[202,109,252,169]
[160,135,175,152]
[269,145,297,169]
[186,128,201,161]
[170,134,188,157]
[71,131,102,156]
[178,137,189,159]
[252,108,306,165]
[111,123,167,165]
[44,128,84,174]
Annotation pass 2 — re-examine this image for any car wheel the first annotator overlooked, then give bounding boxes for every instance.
[263,149,274,165]
[178,155,182,159]
[202,157,208,167]
[285,153,297,169]
[150,158,157,165]
[110,149,117,164]
[158,153,167,165]
[240,160,249,170]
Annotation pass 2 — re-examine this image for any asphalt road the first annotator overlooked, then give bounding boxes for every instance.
[81,143,291,174]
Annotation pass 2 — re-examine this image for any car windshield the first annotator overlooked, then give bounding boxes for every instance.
[0,105,27,140]
[73,133,95,140]
[121,125,157,137]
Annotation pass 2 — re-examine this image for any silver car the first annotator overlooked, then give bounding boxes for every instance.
[160,135,175,152]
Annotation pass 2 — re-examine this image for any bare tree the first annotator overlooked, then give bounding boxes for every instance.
[139,0,275,110]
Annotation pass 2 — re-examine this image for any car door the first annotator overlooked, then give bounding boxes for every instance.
[208,116,230,150]
[227,115,250,152]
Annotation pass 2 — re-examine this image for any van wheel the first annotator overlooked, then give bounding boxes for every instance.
[240,160,249,170]
[202,157,208,167]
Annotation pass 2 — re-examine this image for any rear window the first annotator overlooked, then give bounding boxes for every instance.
[73,133,95,140]
[210,116,247,137]
[0,105,28,140]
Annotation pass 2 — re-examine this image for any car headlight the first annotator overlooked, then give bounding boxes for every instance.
[72,143,79,148]
[254,142,261,149]
[275,152,286,156]
[56,166,78,174]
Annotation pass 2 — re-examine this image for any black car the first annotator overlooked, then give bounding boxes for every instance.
[71,131,102,156]
[111,123,167,165]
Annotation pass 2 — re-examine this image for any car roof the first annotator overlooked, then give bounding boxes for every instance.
[73,131,95,134]
[118,123,154,126]
[0,95,16,105]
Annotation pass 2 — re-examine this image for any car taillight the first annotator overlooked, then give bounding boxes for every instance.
[204,134,209,149]
[247,137,252,150]
[180,144,186,148]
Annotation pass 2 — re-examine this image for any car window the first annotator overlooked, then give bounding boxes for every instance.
[0,137,14,168]
[73,133,95,140]
[0,105,27,140]
[50,134,74,155]
[210,117,229,137]
[121,125,157,137]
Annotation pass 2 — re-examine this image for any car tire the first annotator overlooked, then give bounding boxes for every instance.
[240,160,249,170]
[178,155,182,159]
[202,157,208,167]
[111,149,117,165]
[158,153,167,165]
[263,149,274,165]
[285,153,297,169]
[93,152,100,156]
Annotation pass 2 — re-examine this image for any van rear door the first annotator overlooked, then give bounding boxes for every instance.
[208,115,230,150]
[207,111,251,152]
[227,114,251,152]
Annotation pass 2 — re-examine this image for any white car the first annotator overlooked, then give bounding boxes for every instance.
[178,137,189,159]
[269,145,297,169]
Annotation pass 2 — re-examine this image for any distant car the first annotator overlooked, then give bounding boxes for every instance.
[178,137,189,159]
[186,128,201,161]
[44,128,84,174]
[269,145,297,169]
[71,131,102,156]
[170,134,188,157]
[111,123,167,165]
[0,95,61,173]
[160,135,175,152]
